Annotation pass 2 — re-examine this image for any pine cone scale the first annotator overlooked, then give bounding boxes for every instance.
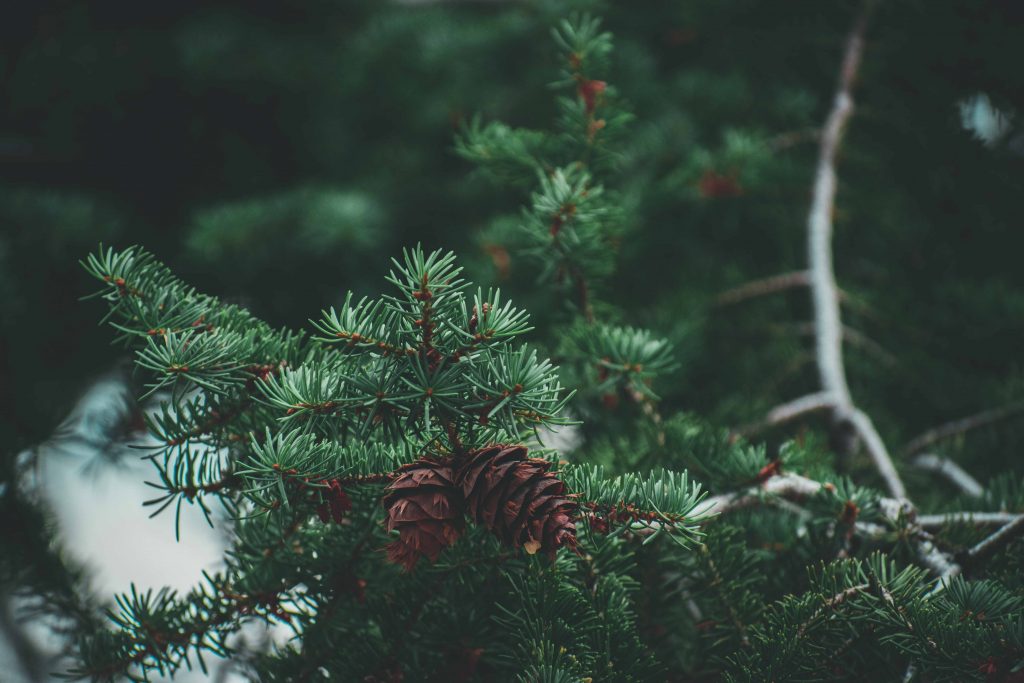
[500,471,551,538]
[383,459,464,571]
[383,446,577,570]
[457,445,577,556]
[475,461,526,527]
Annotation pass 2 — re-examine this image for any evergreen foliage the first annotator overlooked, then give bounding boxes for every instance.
[71,240,704,681]
[3,2,1024,681]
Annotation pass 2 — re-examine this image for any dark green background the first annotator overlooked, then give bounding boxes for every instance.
[3,0,1024,497]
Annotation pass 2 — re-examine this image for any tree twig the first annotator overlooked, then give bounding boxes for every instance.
[734,391,838,437]
[739,3,903,500]
[917,512,1021,529]
[903,402,1024,455]
[715,271,811,306]
[807,8,866,412]
[848,409,906,499]
[910,454,984,498]
[962,514,1024,569]
[803,3,906,499]
[767,127,822,152]
[793,322,897,366]
[928,512,1024,592]
[692,472,955,577]
[795,583,869,640]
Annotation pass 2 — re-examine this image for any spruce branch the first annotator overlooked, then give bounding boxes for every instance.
[457,16,679,455]
[80,245,708,617]
[144,394,255,452]
[566,465,707,544]
[794,583,871,641]
[69,575,292,682]
[570,324,677,401]
[312,293,414,358]
[143,457,239,539]
[699,544,753,649]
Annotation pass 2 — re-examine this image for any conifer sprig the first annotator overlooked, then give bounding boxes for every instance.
[76,242,715,680]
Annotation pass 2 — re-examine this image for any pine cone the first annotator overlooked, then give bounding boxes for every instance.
[457,445,576,557]
[383,459,463,571]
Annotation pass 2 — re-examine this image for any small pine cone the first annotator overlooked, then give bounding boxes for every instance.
[316,479,352,525]
[457,445,576,558]
[383,459,463,571]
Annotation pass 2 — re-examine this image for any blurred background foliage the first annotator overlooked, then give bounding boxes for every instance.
[3,0,1024,515]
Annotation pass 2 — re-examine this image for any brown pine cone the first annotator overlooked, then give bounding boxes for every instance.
[457,445,576,558]
[383,459,463,571]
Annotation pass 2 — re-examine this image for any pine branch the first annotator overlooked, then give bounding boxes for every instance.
[795,583,870,640]
[72,577,291,682]
[821,624,876,676]
[568,465,707,543]
[700,546,752,649]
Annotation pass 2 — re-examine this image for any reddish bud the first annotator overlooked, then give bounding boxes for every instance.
[840,500,860,526]
[755,460,782,483]
[698,169,743,199]
[577,79,607,114]
[325,479,352,524]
